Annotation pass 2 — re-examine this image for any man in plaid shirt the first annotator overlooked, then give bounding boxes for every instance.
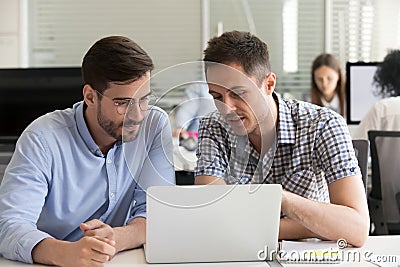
[195,31,369,247]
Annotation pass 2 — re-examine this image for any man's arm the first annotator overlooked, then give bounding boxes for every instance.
[196,176,330,241]
[281,174,370,247]
[195,176,322,240]
[0,131,54,263]
[32,237,115,267]
[195,175,226,185]
[81,217,146,253]
[279,217,323,240]
[197,174,369,247]
[113,217,146,252]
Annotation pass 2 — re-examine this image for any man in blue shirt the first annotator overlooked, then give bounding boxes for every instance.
[0,36,175,265]
[195,31,369,247]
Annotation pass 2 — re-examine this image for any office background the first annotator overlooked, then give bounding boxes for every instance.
[0,0,399,109]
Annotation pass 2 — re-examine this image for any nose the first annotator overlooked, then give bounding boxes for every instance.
[217,95,236,115]
[321,78,329,87]
[125,103,145,122]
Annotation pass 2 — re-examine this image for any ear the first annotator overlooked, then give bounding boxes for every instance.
[262,72,276,95]
[83,84,97,108]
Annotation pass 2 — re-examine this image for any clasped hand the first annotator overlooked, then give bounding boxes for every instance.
[80,219,115,241]
[65,219,116,267]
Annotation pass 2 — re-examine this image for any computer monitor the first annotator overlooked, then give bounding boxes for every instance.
[0,67,83,139]
[346,61,383,124]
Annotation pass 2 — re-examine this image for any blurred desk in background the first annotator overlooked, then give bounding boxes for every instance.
[173,145,196,185]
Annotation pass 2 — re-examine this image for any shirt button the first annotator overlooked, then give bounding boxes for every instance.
[107,159,112,164]
[110,192,115,198]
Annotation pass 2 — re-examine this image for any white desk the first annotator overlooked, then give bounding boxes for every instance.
[1,236,399,266]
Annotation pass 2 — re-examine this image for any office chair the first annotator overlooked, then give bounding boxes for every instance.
[0,138,15,184]
[368,130,400,235]
[352,139,369,194]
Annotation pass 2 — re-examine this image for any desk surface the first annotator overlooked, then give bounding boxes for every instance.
[0,236,399,266]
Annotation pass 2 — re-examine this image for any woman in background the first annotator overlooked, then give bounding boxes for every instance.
[354,49,400,140]
[311,53,346,116]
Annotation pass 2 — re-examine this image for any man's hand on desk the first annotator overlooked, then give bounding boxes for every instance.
[32,236,116,267]
[82,217,146,253]
[81,219,119,259]
[81,219,115,241]
[61,236,116,267]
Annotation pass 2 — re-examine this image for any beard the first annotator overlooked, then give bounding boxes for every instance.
[121,119,142,142]
[223,106,270,139]
[97,104,142,142]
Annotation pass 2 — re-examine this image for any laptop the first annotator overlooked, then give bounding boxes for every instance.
[145,184,282,264]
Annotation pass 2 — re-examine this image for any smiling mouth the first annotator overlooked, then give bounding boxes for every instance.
[225,115,246,127]
[123,124,140,131]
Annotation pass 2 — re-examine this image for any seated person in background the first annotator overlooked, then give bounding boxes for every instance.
[172,82,215,139]
[0,36,175,265]
[195,31,369,247]
[353,49,400,140]
[311,53,346,117]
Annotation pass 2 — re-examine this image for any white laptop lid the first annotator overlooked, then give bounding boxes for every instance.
[145,184,282,264]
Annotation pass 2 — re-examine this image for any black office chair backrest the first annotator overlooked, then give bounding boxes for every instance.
[368,130,400,235]
[352,139,369,195]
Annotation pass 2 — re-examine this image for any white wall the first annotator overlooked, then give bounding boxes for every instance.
[1,0,399,68]
[374,0,400,60]
[0,0,20,67]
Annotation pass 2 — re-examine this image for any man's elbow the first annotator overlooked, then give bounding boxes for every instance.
[194,175,226,185]
[348,215,370,247]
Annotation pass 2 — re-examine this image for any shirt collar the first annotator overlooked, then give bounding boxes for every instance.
[321,93,340,113]
[75,101,105,157]
[276,94,296,145]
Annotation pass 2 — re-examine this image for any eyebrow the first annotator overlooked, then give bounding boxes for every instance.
[230,86,247,91]
[111,91,152,101]
[208,85,247,94]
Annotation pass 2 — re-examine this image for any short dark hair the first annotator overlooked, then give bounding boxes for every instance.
[82,36,154,93]
[203,31,271,86]
[374,49,400,97]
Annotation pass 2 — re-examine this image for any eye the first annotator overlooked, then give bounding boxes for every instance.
[114,100,129,107]
[140,95,150,102]
[210,93,222,101]
[231,90,246,99]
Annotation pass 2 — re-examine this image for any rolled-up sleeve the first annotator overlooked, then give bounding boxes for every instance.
[126,187,147,223]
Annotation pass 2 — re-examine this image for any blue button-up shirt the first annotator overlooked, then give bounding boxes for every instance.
[0,102,175,263]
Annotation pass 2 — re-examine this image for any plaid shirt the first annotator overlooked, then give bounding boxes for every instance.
[194,94,360,202]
